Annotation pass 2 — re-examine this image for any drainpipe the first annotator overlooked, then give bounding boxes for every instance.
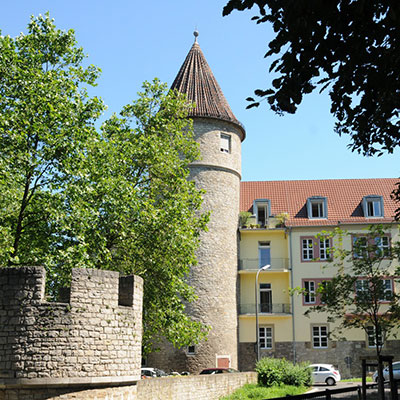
[288,227,297,364]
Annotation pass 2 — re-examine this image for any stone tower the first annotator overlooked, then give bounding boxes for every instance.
[168,33,245,373]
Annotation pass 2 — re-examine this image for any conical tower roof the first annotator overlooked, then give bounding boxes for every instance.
[171,33,245,139]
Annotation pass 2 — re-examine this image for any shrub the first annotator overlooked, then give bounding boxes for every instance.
[255,357,312,387]
[284,362,312,387]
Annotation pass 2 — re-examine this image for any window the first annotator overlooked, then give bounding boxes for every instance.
[304,281,316,304]
[312,325,328,348]
[356,279,369,299]
[187,345,196,355]
[352,236,367,259]
[259,326,273,349]
[363,196,384,218]
[319,238,330,260]
[253,199,270,227]
[220,133,231,153]
[352,235,391,258]
[375,236,390,257]
[319,280,329,304]
[302,279,330,305]
[307,197,327,219]
[301,236,331,262]
[260,283,272,313]
[356,278,393,302]
[379,279,393,301]
[302,238,314,261]
[366,326,383,348]
[258,241,271,268]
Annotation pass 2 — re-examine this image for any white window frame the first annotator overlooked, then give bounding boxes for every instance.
[353,236,368,259]
[375,236,390,257]
[302,238,314,261]
[319,238,330,260]
[259,326,273,349]
[307,197,327,219]
[366,326,383,348]
[312,325,328,348]
[304,280,316,304]
[379,279,393,301]
[220,133,231,153]
[363,196,384,218]
[356,279,369,298]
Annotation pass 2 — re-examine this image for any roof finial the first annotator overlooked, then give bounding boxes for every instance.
[193,29,199,43]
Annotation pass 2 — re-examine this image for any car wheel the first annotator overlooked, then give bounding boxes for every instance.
[326,377,336,386]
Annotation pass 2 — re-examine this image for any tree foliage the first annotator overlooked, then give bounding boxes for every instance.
[305,225,400,358]
[223,0,400,157]
[0,14,209,353]
[256,357,312,387]
[0,13,104,268]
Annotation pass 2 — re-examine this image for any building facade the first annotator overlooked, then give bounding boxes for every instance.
[149,35,400,377]
[239,179,400,377]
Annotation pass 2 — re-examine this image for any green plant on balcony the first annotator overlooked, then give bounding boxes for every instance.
[275,212,289,228]
[239,211,252,228]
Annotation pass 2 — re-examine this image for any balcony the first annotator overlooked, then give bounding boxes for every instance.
[239,258,289,271]
[239,303,291,315]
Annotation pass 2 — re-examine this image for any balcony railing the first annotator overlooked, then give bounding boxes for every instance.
[239,258,289,271]
[239,303,291,314]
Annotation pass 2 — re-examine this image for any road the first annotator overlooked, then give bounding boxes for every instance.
[312,381,363,391]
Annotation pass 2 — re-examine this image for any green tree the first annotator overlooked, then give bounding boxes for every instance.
[0,13,104,268]
[223,1,400,157]
[0,14,209,353]
[309,226,400,355]
[80,80,210,352]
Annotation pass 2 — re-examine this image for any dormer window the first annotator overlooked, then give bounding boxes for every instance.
[253,199,270,227]
[220,133,231,153]
[307,197,327,219]
[363,196,384,218]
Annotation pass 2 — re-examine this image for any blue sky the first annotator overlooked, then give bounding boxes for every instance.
[2,0,398,182]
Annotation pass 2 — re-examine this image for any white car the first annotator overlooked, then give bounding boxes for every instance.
[309,364,341,386]
[373,361,400,382]
[141,367,168,379]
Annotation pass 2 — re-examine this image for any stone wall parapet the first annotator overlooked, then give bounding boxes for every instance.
[0,266,143,385]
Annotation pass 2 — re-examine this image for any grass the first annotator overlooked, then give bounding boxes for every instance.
[342,377,373,382]
[220,383,309,400]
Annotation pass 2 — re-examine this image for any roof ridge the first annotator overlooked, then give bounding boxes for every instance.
[242,178,398,184]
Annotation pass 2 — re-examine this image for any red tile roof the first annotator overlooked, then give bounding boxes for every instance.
[240,179,399,226]
[171,39,245,140]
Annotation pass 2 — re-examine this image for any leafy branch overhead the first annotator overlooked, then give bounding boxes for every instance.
[223,1,400,157]
[0,14,209,354]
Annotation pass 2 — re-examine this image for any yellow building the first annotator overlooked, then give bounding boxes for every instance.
[238,179,399,377]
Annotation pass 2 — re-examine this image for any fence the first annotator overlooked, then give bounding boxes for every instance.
[271,382,398,400]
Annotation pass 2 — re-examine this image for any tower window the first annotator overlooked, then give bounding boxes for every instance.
[220,133,231,153]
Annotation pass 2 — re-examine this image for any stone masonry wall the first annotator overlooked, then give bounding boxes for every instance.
[0,372,257,400]
[239,340,400,379]
[148,118,243,373]
[0,266,143,385]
